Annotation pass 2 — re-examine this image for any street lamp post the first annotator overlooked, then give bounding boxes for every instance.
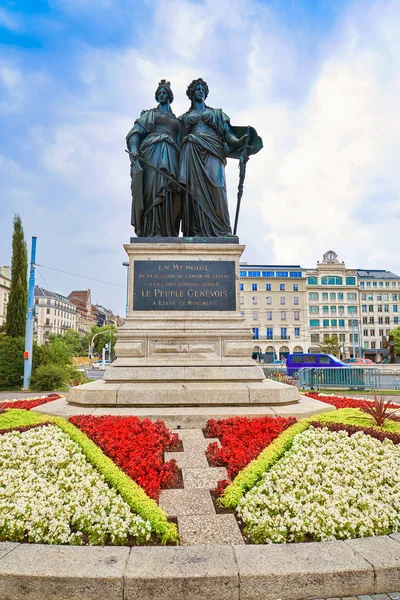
[123,262,129,317]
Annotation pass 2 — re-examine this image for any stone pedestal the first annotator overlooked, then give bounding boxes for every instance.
[67,239,301,407]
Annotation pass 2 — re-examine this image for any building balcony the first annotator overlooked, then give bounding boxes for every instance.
[252,335,291,341]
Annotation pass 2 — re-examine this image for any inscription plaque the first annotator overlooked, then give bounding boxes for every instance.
[133,260,236,311]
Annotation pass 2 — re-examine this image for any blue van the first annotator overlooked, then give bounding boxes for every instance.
[286,353,347,376]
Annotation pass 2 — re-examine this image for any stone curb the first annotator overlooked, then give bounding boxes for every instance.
[0,535,399,600]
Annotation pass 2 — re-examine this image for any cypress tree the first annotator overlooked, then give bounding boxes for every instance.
[5,215,28,338]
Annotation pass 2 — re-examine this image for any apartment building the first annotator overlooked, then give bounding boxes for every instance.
[306,250,359,358]
[239,264,308,359]
[357,269,400,361]
[34,286,77,345]
[67,290,97,334]
[241,251,400,362]
[0,266,11,328]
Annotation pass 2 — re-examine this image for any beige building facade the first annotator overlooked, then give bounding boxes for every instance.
[239,264,308,359]
[0,266,11,328]
[241,251,400,362]
[34,286,77,345]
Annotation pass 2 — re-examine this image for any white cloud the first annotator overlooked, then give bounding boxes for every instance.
[1,0,400,314]
[0,8,21,32]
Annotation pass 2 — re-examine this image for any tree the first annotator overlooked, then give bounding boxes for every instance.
[5,215,28,338]
[83,324,117,357]
[317,334,341,357]
[389,327,400,355]
[48,329,87,356]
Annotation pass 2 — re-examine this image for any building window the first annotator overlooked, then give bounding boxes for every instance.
[330,306,337,314]
[293,284,298,291]
[309,306,319,314]
[240,296,244,305]
[308,292,318,300]
[293,296,299,305]
[361,293,366,301]
[360,281,365,287]
[346,277,356,285]
[331,319,337,326]
[363,317,368,324]
[290,272,302,278]
[266,296,272,304]
[252,296,258,305]
[378,316,383,324]
[379,329,384,336]
[330,292,336,301]
[338,305,345,314]
[248,271,261,277]
[240,311,245,316]
[239,283,244,291]
[321,276,343,285]
[280,297,285,305]
[322,306,329,314]
[307,276,318,285]
[363,329,368,337]
[370,329,375,336]
[348,306,358,314]
[395,317,399,325]
[338,292,344,300]
[347,292,357,301]
[280,283,285,291]
[280,311,286,320]
[46,308,50,315]
[385,317,390,325]
[276,272,288,278]
[252,283,258,291]
[266,311,272,320]
[393,294,398,301]
[281,327,288,339]
[372,305,377,312]
[266,327,273,339]
[383,294,389,301]
[384,305,389,312]
[377,305,382,312]
[339,333,346,342]
[364,341,369,349]
[323,319,329,327]
[266,283,271,291]
[311,333,319,343]
[369,317,375,324]
[385,282,390,287]
[252,327,259,339]
[253,312,258,321]
[338,319,345,327]
[371,341,376,349]
[394,305,399,313]
[294,327,300,337]
[379,282,384,287]
[309,319,320,327]
[322,292,328,300]
[294,311,300,321]
[262,271,274,277]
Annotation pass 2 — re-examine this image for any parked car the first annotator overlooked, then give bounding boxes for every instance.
[91,360,111,370]
[343,358,374,365]
[286,353,348,376]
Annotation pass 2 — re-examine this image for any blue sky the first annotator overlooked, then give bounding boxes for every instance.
[1,0,399,315]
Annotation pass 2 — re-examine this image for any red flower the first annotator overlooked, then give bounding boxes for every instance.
[205,415,296,486]
[69,415,181,501]
[0,394,61,411]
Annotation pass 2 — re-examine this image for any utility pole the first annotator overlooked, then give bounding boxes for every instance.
[22,236,37,390]
[357,320,362,358]
[351,316,356,358]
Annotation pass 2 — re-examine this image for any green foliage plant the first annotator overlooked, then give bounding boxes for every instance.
[316,334,341,356]
[5,215,28,338]
[30,364,67,391]
[0,336,24,390]
[314,407,400,434]
[0,409,178,545]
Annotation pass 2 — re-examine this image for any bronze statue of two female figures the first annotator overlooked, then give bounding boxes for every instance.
[126,78,262,238]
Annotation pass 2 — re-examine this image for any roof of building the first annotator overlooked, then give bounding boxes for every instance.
[68,290,91,308]
[240,264,303,269]
[357,269,400,279]
[35,285,75,305]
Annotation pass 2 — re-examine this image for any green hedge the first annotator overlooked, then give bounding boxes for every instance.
[220,418,312,509]
[0,409,178,545]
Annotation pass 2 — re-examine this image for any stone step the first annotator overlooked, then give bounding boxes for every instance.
[159,489,215,518]
[182,467,227,490]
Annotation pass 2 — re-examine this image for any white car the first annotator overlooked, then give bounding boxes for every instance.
[91,360,111,370]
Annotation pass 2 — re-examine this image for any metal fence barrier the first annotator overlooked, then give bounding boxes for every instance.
[298,368,381,390]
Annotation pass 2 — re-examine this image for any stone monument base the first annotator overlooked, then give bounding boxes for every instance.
[67,239,301,408]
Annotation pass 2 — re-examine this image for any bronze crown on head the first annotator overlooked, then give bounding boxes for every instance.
[155,79,174,103]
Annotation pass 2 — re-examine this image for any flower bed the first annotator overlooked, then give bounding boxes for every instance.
[70,415,182,501]
[0,423,153,545]
[0,409,178,544]
[237,426,400,544]
[0,394,62,411]
[205,415,296,498]
[304,392,398,410]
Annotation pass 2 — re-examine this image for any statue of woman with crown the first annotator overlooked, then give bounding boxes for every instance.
[178,78,253,237]
[126,80,181,237]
